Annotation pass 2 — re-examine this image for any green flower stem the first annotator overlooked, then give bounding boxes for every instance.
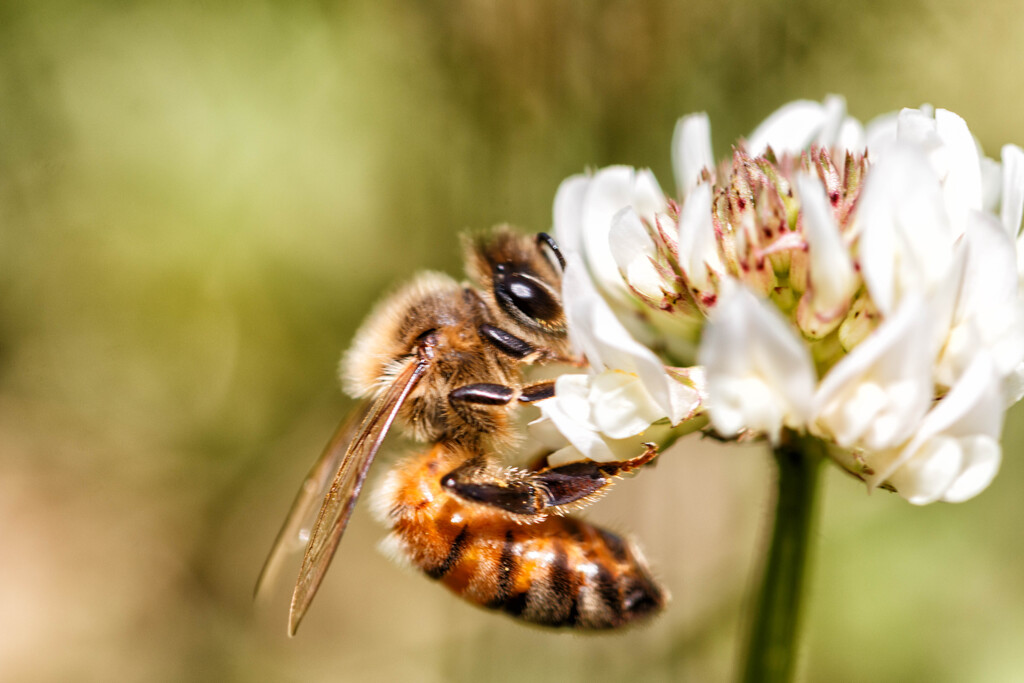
[741,433,826,683]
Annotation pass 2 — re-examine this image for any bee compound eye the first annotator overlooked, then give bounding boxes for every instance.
[499,273,561,324]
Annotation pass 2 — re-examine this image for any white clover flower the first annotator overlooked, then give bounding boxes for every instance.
[545,95,1024,505]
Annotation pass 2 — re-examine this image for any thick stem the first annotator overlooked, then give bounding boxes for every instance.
[741,433,825,683]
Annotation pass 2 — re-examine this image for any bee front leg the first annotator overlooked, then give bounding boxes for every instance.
[477,325,580,366]
[441,444,659,517]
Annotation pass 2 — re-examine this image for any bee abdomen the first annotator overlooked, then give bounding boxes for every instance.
[489,520,666,629]
[395,511,665,629]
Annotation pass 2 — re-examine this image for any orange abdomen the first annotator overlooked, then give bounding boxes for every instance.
[374,445,667,629]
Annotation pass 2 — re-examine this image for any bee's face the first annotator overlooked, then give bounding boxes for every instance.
[464,227,568,345]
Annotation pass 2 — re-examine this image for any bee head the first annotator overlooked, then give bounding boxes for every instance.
[463,226,567,339]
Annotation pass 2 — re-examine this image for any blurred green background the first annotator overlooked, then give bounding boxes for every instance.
[2,1,1024,681]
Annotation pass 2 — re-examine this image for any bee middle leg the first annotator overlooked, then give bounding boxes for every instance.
[448,379,555,406]
[441,443,659,517]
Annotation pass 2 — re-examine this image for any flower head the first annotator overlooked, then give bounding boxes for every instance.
[540,96,1024,505]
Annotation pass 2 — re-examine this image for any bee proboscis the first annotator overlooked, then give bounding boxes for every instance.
[256,227,667,634]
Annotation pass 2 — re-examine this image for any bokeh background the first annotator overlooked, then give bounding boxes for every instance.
[3,1,1024,681]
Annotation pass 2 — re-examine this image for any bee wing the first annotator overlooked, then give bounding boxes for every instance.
[254,402,371,601]
[288,351,433,635]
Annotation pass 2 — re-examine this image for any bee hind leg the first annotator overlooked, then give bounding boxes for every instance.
[441,443,659,517]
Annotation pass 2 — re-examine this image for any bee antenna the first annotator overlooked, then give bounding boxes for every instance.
[536,232,566,271]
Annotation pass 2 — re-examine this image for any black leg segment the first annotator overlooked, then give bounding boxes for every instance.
[518,380,555,403]
[449,383,515,405]
[478,324,534,359]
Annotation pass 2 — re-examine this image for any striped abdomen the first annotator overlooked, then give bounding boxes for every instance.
[374,445,667,629]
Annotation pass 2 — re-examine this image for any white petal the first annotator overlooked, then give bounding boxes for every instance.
[561,257,685,422]
[589,371,666,439]
[941,436,1001,503]
[864,110,899,157]
[857,144,955,314]
[871,352,1005,502]
[676,182,721,295]
[545,445,587,468]
[525,412,574,452]
[813,295,936,450]
[581,166,667,303]
[564,259,659,373]
[886,436,964,505]
[540,374,617,462]
[921,353,1004,443]
[935,109,983,234]
[705,375,783,440]
[747,100,827,157]
[962,215,1019,362]
[980,156,1002,214]
[1018,230,1024,293]
[700,281,816,442]
[882,107,984,239]
[836,116,866,153]
[937,210,1023,385]
[1005,363,1024,405]
[1000,144,1024,239]
[553,174,590,258]
[666,366,705,423]
[796,173,858,335]
[895,107,942,158]
[552,373,594,421]
[561,257,606,365]
[673,112,714,200]
[540,374,681,465]
[609,207,663,299]
[817,95,847,148]
[544,427,677,466]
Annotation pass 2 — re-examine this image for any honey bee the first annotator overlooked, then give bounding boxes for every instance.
[256,227,666,634]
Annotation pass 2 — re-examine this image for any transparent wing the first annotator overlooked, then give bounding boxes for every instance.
[288,351,432,635]
[254,402,371,601]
